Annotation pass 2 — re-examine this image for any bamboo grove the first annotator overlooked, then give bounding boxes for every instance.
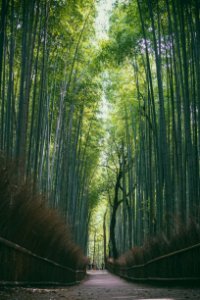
[0,0,200,263]
[100,0,200,259]
[0,0,103,254]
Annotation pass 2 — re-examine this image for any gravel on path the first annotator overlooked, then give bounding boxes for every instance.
[0,270,200,300]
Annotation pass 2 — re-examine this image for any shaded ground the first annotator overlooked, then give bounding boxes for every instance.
[0,270,200,299]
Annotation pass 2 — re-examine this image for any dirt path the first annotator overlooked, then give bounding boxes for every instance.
[0,270,200,299]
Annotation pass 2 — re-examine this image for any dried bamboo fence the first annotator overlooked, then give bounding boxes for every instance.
[0,236,86,286]
[106,243,200,282]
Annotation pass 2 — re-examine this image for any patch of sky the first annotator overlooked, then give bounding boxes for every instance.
[95,0,116,40]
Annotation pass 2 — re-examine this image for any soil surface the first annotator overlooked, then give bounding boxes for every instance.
[0,270,200,300]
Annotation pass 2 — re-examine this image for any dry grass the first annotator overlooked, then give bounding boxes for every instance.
[115,221,200,268]
[0,154,86,270]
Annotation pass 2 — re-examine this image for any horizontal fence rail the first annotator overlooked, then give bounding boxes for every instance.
[0,236,86,286]
[106,243,200,282]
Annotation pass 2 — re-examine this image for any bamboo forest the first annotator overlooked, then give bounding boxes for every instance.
[0,0,200,288]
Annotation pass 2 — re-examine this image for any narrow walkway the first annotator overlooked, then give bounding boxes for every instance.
[1,270,200,299]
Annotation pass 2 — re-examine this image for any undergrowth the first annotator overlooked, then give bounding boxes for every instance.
[0,154,87,270]
[114,221,200,268]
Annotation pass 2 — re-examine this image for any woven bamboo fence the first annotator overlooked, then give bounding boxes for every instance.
[106,243,200,282]
[0,236,85,286]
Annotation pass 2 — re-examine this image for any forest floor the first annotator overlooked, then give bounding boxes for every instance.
[0,270,200,300]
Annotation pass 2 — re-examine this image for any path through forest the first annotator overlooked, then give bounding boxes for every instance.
[1,270,200,300]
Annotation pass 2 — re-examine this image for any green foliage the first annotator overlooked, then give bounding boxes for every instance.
[1,0,199,265]
[95,0,200,259]
[0,0,103,254]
